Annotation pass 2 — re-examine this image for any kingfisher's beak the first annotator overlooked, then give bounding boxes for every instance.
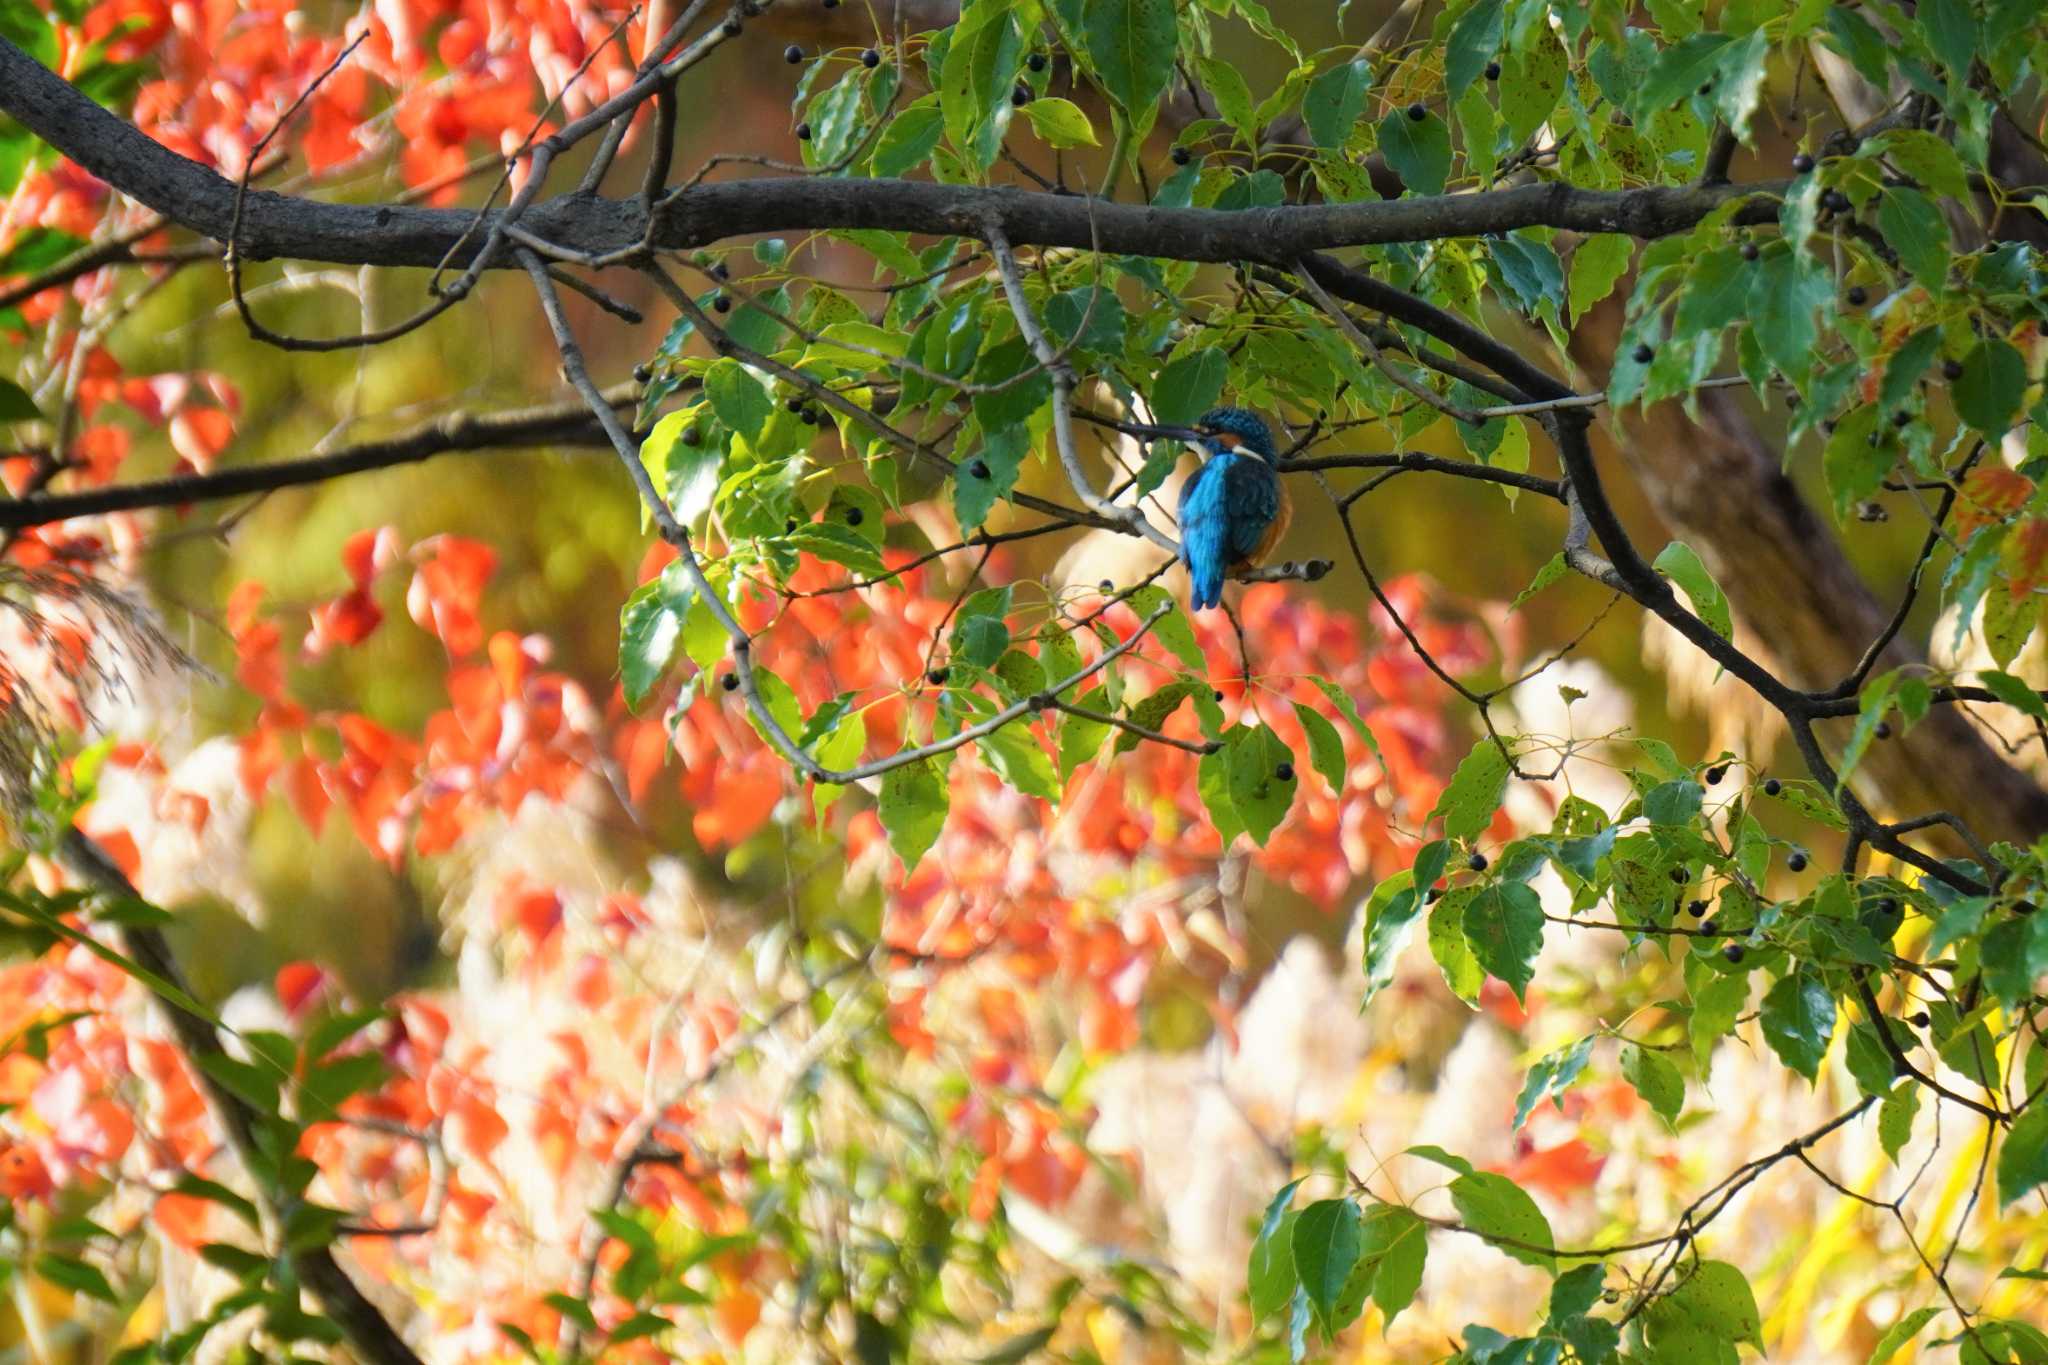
[1125,422,1208,444]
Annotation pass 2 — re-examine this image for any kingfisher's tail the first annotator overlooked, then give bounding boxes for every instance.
[1186,556,1224,612]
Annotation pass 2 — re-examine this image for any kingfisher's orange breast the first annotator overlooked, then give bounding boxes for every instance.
[1232,479,1292,572]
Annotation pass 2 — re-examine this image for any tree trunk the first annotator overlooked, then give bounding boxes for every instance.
[1568,305,2048,847]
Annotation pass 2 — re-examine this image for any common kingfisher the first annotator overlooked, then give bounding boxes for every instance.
[1176,407,1290,612]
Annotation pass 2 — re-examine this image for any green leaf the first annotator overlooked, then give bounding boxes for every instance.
[1982,670,2048,722]
[1377,109,1451,195]
[1195,55,1256,144]
[1638,32,1733,116]
[1127,585,1206,673]
[1569,235,1634,325]
[1363,841,1447,1004]
[1448,1172,1555,1270]
[36,1252,116,1302]
[1512,553,1572,611]
[1444,0,1505,97]
[1650,1260,1761,1349]
[1430,740,1511,841]
[1620,1042,1685,1129]
[1293,702,1347,792]
[1880,1082,1921,1165]
[951,586,1013,666]
[878,759,947,869]
[1462,882,1544,1002]
[1653,541,1733,640]
[1869,129,1970,199]
[1823,6,1892,86]
[1150,347,1228,425]
[1307,676,1383,771]
[1078,0,1178,121]
[1877,187,1951,292]
[1674,247,1756,337]
[1226,724,1298,845]
[1710,28,1769,141]
[1198,742,1245,845]
[1761,970,1837,1081]
[940,0,1024,171]
[786,523,887,578]
[1290,1198,1363,1335]
[1749,248,1829,383]
[1955,338,2027,437]
[1919,0,1980,79]
[1356,1204,1428,1324]
[978,720,1059,801]
[1642,778,1704,826]
[871,97,946,176]
[1984,914,2048,1010]
[1303,59,1372,148]
[0,377,41,423]
[1513,1035,1594,1129]
[1429,890,1485,1005]
[1020,96,1098,148]
[704,359,772,445]
[619,565,692,708]
[1249,1179,1305,1319]
[1870,1307,1943,1364]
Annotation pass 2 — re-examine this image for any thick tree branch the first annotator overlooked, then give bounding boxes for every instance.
[58,831,425,1365]
[0,36,1777,278]
[0,391,636,530]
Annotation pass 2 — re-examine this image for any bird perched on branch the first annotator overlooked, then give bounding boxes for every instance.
[1176,407,1289,612]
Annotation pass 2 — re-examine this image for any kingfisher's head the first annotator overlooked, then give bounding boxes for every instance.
[1193,407,1278,462]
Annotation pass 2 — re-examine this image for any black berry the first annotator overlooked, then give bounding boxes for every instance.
[1943,358,1965,381]
[1688,899,1709,917]
[1909,1012,1930,1028]
[1011,85,1032,106]
[720,672,739,691]
[1098,579,1114,591]
[1705,764,1729,784]
[1696,81,1712,95]
[927,668,948,685]
[1276,761,1295,782]
[1741,242,1759,261]
[1723,943,1746,964]
[708,261,729,281]
[1891,410,1912,429]
[785,517,798,533]
[786,396,805,413]
[862,48,882,68]
[969,460,990,479]
[1468,851,1489,872]
[1670,866,1688,885]
[1874,720,1893,740]
[1484,60,1501,81]
[1632,342,1655,364]
[1212,688,1225,702]
[1027,52,1047,72]
[1407,101,1428,121]
[2018,900,2039,916]
[1763,777,1782,796]
[1846,285,1868,307]
[1171,145,1191,166]
[721,17,742,36]
[845,507,863,526]
[1426,886,1443,903]
[1823,189,1852,214]
[800,409,818,425]
[713,293,732,313]
[796,122,812,140]
[1701,918,1719,935]
[681,427,700,446]
[633,363,652,382]
[1791,152,1815,174]
[1787,849,1809,872]
[784,43,804,63]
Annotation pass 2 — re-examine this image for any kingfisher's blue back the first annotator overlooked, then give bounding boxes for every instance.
[1176,408,1283,612]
